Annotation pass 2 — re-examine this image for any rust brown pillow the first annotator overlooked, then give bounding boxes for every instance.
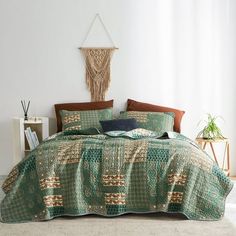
[126,99,185,133]
[55,100,113,132]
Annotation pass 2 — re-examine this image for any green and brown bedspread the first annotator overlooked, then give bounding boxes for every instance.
[0,129,233,223]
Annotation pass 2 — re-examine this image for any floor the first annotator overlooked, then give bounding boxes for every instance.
[224,179,236,226]
[0,214,235,236]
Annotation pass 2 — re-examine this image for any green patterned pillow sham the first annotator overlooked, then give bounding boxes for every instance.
[119,111,174,133]
[60,108,113,131]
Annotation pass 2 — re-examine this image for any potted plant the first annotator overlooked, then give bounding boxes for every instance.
[197,114,224,139]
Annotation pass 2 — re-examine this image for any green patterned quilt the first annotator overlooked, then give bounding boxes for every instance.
[0,129,233,223]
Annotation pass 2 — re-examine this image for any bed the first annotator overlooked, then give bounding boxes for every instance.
[0,100,233,223]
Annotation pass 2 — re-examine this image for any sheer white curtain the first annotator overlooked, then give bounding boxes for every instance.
[122,0,236,174]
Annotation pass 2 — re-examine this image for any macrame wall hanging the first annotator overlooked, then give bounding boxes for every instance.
[80,14,118,102]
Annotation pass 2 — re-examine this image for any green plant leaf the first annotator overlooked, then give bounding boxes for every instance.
[197,113,224,139]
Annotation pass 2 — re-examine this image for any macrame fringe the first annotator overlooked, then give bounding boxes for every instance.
[81,48,115,101]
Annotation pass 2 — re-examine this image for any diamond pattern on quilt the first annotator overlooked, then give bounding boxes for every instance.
[168,174,187,186]
[124,140,148,163]
[2,166,18,193]
[57,142,83,164]
[102,175,125,186]
[103,139,125,175]
[105,193,126,205]
[168,192,183,204]
[43,195,63,207]
[40,177,61,190]
[126,162,149,209]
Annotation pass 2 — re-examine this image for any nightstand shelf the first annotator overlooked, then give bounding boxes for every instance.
[13,117,49,164]
[196,137,230,176]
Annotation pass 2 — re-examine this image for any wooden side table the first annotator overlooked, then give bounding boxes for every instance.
[195,138,230,176]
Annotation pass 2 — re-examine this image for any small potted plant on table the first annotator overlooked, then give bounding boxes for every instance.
[197,114,224,140]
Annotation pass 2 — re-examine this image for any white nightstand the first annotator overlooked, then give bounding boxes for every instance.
[13,117,49,164]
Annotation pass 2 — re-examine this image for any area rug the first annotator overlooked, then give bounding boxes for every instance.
[0,214,235,236]
[0,176,235,236]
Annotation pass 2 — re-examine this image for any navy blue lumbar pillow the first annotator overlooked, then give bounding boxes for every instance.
[100,118,138,132]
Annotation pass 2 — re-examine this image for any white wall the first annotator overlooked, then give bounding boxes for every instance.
[0,0,236,175]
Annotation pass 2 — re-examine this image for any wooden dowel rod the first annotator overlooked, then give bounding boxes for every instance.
[79,47,118,49]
